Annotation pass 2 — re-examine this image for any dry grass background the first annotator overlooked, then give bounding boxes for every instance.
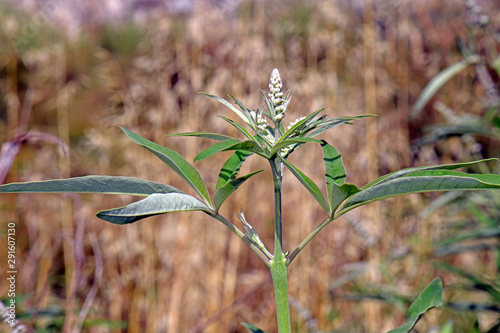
[0,0,499,332]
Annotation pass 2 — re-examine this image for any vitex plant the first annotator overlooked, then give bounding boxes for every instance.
[2,69,500,333]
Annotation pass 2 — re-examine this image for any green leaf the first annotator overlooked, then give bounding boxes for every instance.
[279,156,330,214]
[330,183,360,215]
[214,169,264,211]
[306,115,376,138]
[194,139,241,162]
[339,170,500,214]
[362,159,498,190]
[97,193,212,224]
[269,137,323,157]
[223,141,269,158]
[168,132,238,141]
[277,108,324,142]
[200,92,252,126]
[434,262,500,302]
[321,140,348,213]
[120,127,213,208]
[218,115,260,142]
[320,141,359,215]
[216,151,253,190]
[228,94,254,123]
[0,176,183,196]
[410,58,477,118]
[241,322,268,333]
[412,123,494,148]
[321,141,346,186]
[434,227,500,248]
[387,277,443,333]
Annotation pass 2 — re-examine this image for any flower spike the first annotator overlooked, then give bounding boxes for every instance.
[268,68,288,121]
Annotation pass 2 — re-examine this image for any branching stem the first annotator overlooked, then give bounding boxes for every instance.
[211,213,272,266]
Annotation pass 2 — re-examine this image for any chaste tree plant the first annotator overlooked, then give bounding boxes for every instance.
[2,69,500,333]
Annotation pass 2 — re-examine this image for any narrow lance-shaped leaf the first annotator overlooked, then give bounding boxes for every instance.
[241,322,268,333]
[218,115,260,143]
[387,277,443,333]
[321,140,357,214]
[338,170,500,215]
[434,262,500,302]
[306,115,376,138]
[216,151,253,190]
[223,141,269,158]
[200,92,252,126]
[168,132,238,141]
[410,57,478,118]
[215,169,264,212]
[120,127,213,209]
[279,155,330,214]
[0,175,183,196]
[97,193,212,224]
[329,183,360,215]
[269,137,323,157]
[276,108,324,143]
[194,139,241,162]
[362,158,498,190]
[228,94,256,129]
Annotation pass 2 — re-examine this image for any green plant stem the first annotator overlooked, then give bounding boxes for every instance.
[271,254,291,333]
[269,157,291,333]
[270,158,283,255]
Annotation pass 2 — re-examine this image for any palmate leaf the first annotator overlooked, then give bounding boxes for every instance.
[0,175,183,196]
[338,170,500,215]
[121,127,213,208]
[387,277,443,333]
[214,169,264,212]
[216,151,253,190]
[97,193,212,224]
[279,156,330,214]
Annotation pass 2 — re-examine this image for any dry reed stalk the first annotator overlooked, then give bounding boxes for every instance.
[362,0,383,330]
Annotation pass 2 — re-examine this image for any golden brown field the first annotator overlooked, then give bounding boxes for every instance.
[1,0,499,332]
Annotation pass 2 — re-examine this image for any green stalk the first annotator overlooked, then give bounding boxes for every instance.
[271,254,290,333]
[270,158,291,333]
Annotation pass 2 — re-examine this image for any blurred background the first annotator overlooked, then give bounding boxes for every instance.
[1,0,499,332]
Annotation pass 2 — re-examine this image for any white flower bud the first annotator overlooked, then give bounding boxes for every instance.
[287,116,306,130]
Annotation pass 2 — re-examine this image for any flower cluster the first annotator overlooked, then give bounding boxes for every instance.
[250,110,269,131]
[268,68,288,121]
